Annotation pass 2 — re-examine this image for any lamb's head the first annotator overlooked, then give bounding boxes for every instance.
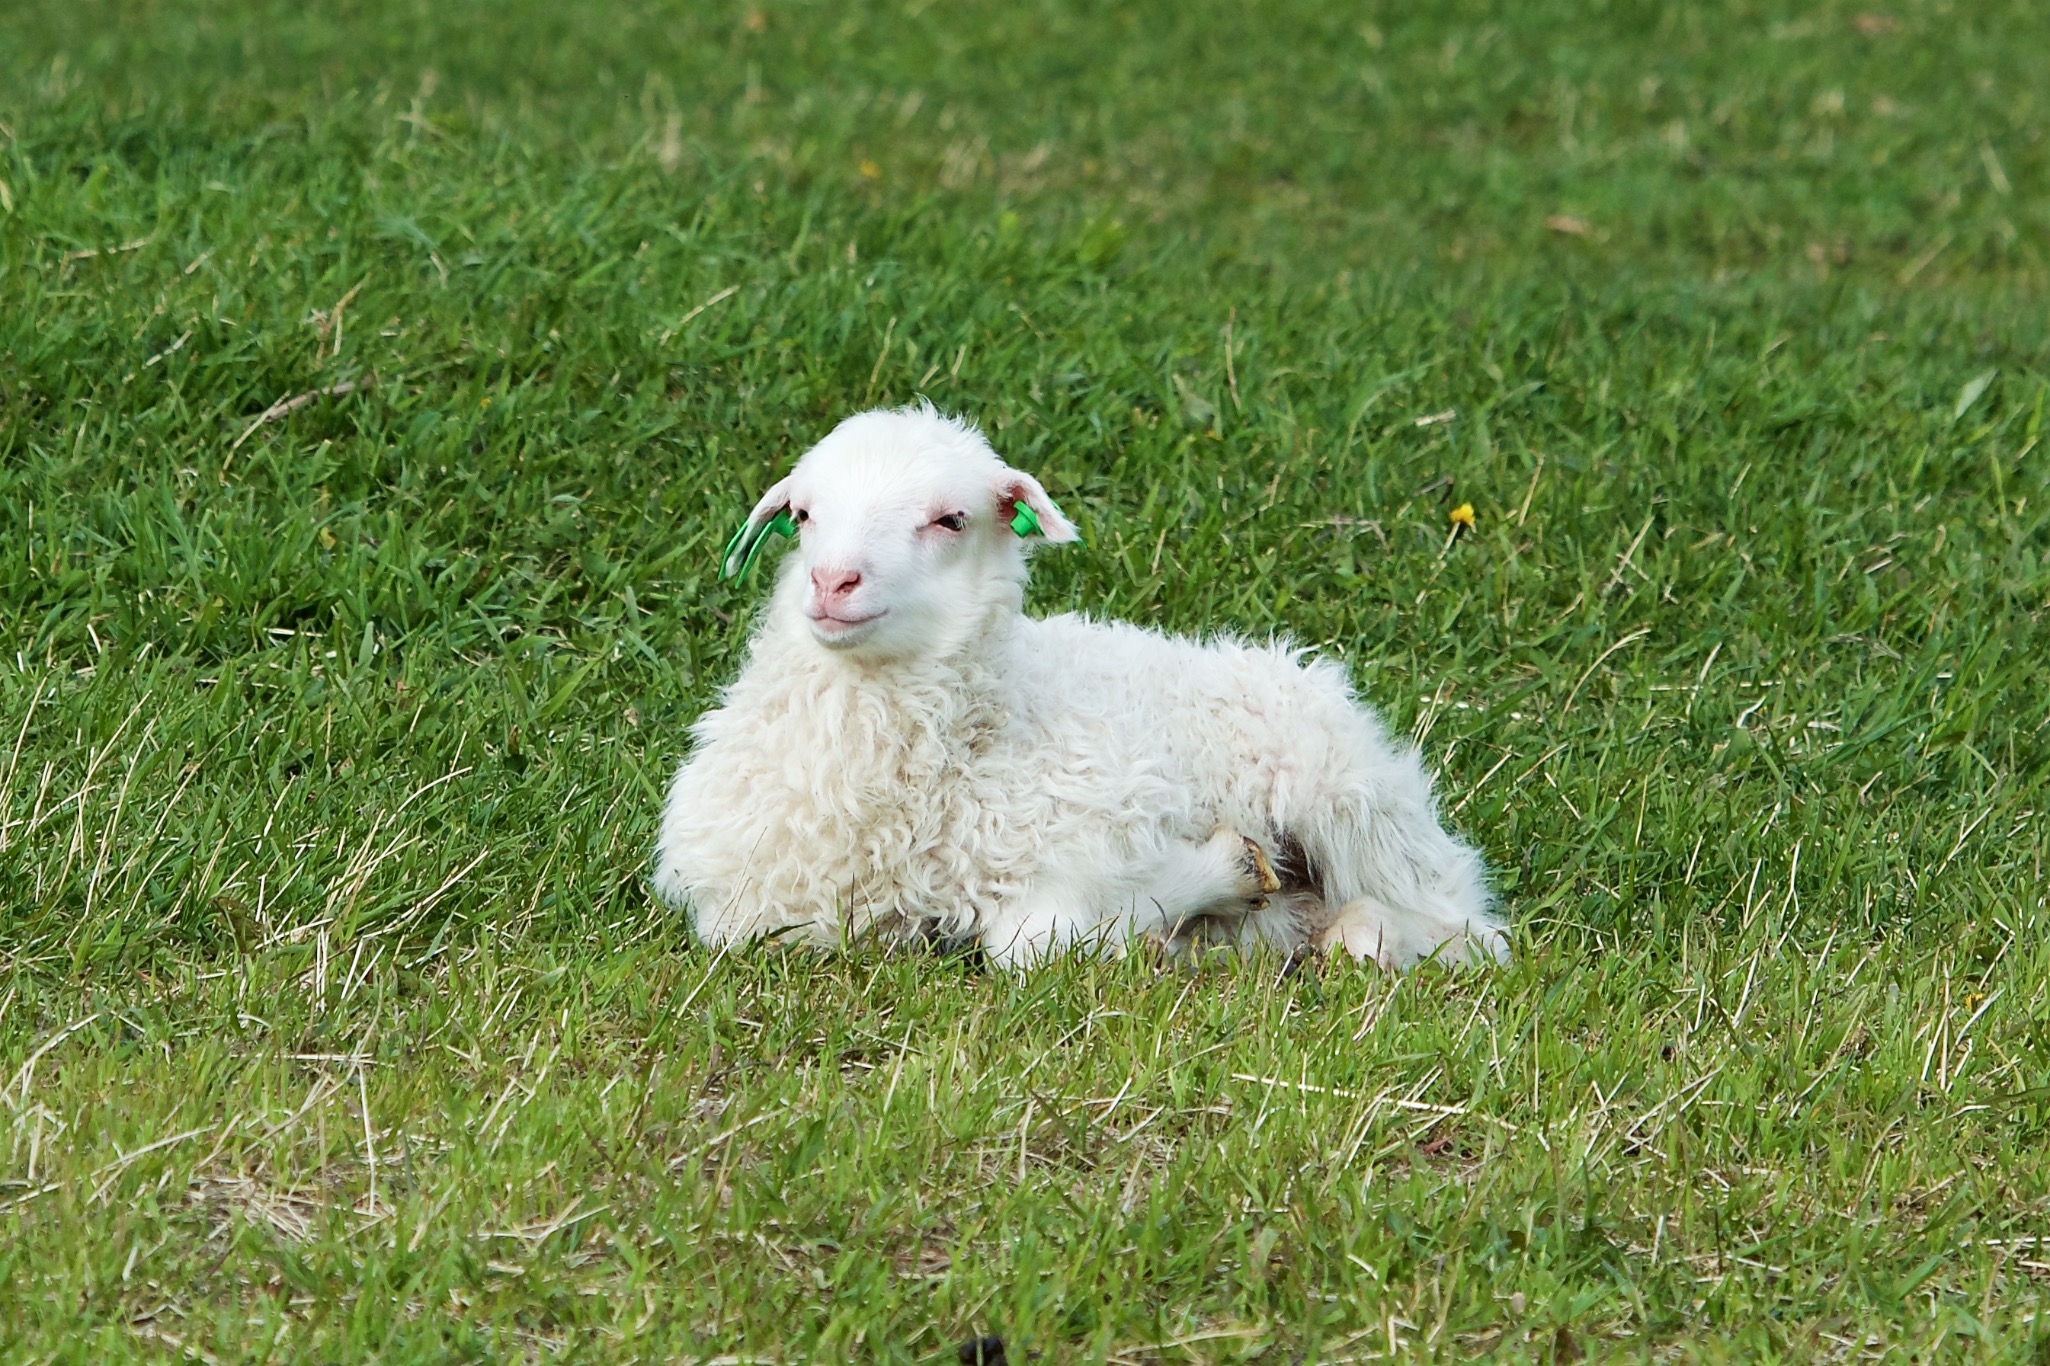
[725,405,1078,662]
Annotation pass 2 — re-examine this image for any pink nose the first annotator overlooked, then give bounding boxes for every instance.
[811,567,862,601]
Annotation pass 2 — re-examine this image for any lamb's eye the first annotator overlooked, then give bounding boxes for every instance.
[932,513,967,532]
[793,508,809,525]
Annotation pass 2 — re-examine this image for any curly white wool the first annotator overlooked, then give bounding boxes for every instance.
[654,404,1506,968]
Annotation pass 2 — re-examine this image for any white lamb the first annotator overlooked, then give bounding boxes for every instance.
[654,404,1507,969]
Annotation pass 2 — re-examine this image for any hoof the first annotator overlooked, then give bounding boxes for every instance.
[1219,829,1281,900]
[1275,943,1321,980]
[1245,838,1282,895]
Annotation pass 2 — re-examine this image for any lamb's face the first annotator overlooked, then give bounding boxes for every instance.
[732,407,1077,662]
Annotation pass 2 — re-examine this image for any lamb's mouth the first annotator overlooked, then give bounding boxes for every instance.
[806,608,888,642]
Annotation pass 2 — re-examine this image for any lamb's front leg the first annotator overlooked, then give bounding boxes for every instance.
[978,830,1276,969]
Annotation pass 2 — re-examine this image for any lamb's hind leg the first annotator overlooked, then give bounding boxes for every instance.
[978,829,1275,969]
[1294,788,1508,967]
[1288,760,1509,968]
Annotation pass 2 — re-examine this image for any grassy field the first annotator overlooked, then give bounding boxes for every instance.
[2,0,2048,1359]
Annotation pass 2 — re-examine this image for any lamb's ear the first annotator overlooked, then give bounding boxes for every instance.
[720,475,796,581]
[992,468,1080,544]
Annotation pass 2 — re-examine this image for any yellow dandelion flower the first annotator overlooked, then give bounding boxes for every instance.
[859,159,881,180]
[1449,502,1476,530]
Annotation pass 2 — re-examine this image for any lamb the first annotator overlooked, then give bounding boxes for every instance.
[653,403,1507,969]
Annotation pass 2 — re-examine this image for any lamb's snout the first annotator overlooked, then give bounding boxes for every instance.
[811,566,863,602]
[802,562,884,640]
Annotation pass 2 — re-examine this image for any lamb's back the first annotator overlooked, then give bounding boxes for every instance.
[1006,612,1376,833]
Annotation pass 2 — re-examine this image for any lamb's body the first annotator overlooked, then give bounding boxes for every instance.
[654,405,1505,968]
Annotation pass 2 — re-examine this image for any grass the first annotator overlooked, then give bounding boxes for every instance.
[1,0,2047,1359]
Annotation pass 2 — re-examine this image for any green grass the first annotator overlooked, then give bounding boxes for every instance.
[2,0,2048,1359]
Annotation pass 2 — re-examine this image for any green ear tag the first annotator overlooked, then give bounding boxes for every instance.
[1009,503,1041,538]
[721,508,797,581]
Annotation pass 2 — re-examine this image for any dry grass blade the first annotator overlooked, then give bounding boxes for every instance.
[227,376,376,454]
